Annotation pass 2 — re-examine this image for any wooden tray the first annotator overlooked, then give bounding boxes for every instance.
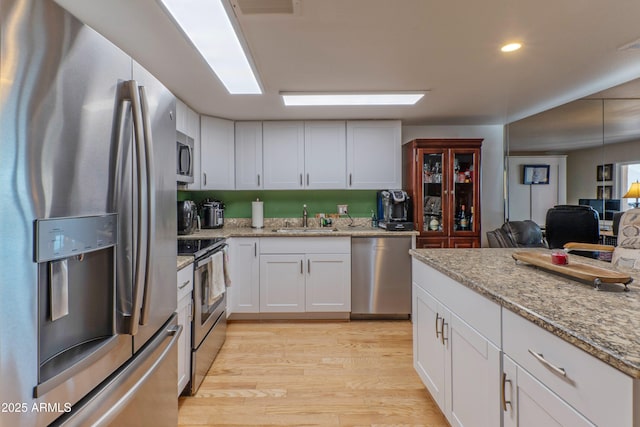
[512,251,633,291]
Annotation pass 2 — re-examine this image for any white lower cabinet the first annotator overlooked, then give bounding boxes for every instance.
[260,254,306,312]
[413,258,640,427]
[176,264,193,396]
[502,355,593,427]
[502,308,633,427]
[228,238,260,313]
[226,237,353,315]
[260,237,351,313]
[412,259,501,427]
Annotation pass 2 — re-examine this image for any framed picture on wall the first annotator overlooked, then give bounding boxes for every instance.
[597,163,614,181]
[523,164,550,185]
[597,185,612,200]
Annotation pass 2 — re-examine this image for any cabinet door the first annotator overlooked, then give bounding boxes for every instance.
[503,356,594,427]
[450,149,480,236]
[420,149,447,236]
[263,121,305,189]
[260,254,305,312]
[447,312,501,427]
[176,98,188,134]
[189,108,201,189]
[305,253,350,312]
[235,121,263,189]
[346,120,401,189]
[304,121,346,189]
[228,238,260,313]
[413,284,447,409]
[177,292,192,396]
[200,116,235,189]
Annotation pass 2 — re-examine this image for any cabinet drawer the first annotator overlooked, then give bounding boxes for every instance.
[503,309,633,427]
[177,264,194,302]
[260,237,350,254]
[412,259,500,347]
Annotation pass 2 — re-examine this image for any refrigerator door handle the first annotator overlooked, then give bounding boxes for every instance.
[127,79,148,336]
[138,85,156,326]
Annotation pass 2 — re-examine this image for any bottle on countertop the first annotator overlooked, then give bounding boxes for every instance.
[371,209,378,228]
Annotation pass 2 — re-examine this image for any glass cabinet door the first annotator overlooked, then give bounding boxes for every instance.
[422,152,444,233]
[452,151,476,233]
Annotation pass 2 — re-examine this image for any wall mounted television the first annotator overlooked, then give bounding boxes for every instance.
[578,198,621,220]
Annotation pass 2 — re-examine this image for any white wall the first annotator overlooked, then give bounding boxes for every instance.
[567,138,640,204]
[402,125,505,247]
[507,155,567,226]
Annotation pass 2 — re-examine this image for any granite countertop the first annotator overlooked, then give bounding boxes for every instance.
[410,248,640,378]
[177,256,193,271]
[176,225,417,270]
[179,225,418,239]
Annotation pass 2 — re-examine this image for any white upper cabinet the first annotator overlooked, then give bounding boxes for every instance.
[262,121,305,189]
[200,116,235,190]
[304,121,347,189]
[235,121,263,190]
[346,120,402,189]
[176,98,188,134]
[188,107,201,189]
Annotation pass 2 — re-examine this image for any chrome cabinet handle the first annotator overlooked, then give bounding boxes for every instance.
[307,259,310,274]
[349,173,352,186]
[501,373,512,411]
[300,259,303,274]
[528,349,566,377]
[306,173,309,186]
[178,280,191,290]
[257,174,260,186]
[440,318,448,345]
[203,172,207,186]
[435,313,442,339]
[254,242,257,257]
[299,174,303,186]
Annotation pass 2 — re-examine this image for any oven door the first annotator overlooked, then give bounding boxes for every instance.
[192,250,226,348]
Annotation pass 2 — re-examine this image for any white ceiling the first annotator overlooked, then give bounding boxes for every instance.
[55,0,640,126]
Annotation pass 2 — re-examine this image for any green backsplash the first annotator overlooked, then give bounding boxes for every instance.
[178,190,378,218]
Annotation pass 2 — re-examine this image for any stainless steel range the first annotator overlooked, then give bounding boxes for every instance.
[177,238,227,395]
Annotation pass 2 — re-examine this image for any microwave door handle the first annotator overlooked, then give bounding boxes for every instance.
[126,79,148,336]
[138,85,156,326]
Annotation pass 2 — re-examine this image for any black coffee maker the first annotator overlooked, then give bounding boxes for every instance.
[377,190,414,231]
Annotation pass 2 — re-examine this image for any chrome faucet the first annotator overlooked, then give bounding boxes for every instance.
[302,204,308,228]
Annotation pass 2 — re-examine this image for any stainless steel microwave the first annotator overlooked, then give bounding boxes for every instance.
[176,131,194,183]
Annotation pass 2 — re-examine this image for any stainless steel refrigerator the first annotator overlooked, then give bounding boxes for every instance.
[0,1,179,426]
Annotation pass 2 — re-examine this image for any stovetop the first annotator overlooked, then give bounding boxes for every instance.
[177,238,226,259]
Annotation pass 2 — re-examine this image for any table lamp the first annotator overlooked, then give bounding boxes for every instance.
[623,181,640,208]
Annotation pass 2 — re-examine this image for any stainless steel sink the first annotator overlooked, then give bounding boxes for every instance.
[271,228,338,233]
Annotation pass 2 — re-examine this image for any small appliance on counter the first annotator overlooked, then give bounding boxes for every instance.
[178,200,198,235]
[377,190,414,231]
[201,199,224,229]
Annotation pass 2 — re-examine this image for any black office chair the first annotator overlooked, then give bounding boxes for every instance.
[545,205,600,257]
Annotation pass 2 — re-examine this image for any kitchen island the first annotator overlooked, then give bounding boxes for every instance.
[411,247,640,427]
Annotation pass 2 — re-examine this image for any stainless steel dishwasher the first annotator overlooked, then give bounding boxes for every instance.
[351,236,412,319]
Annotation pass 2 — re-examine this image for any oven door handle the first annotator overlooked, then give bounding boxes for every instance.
[195,254,214,269]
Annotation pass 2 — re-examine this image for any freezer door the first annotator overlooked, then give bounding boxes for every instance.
[130,61,177,353]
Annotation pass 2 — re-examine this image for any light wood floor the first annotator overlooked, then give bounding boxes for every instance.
[178,320,449,427]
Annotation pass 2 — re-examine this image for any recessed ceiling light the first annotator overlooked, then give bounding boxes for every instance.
[501,42,522,53]
[281,92,426,106]
[159,0,262,94]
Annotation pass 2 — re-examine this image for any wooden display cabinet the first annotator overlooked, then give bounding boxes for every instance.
[403,139,482,248]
